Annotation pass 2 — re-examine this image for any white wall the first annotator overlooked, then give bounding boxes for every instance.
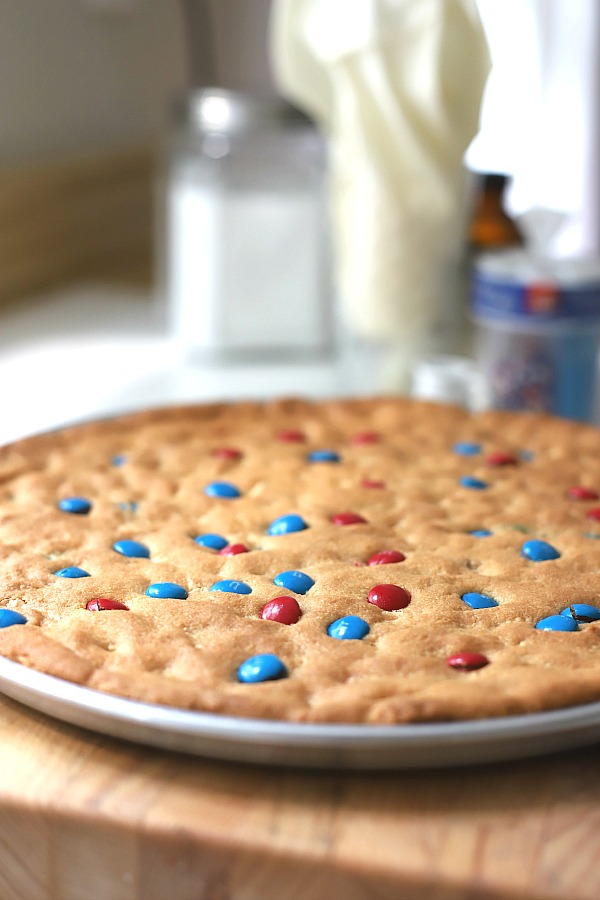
[467,0,600,256]
[0,0,187,167]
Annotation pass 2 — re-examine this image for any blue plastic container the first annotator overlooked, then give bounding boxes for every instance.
[471,252,600,422]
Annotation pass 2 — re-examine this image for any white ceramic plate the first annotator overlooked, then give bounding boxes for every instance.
[0,656,599,769]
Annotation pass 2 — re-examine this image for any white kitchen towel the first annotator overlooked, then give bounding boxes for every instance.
[270,0,490,386]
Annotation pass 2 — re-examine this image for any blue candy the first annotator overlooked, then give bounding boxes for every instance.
[194,533,228,551]
[560,603,600,622]
[237,653,288,683]
[461,591,498,609]
[273,570,315,595]
[58,497,91,515]
[536,615,578,632]
[307,450,340,463]
[267,514,308,536]
[113,539,150,558]
[54,566,90,578]
[112,454,127,466]
[453,442,481,456]
[521,539,560,562]
[145,582,188,599]
[0,609,27,628]
[210,580,252,595]
[204,481,241,498]
[327,615,370,640]
[470,529,492,538]
[459,476,488,490]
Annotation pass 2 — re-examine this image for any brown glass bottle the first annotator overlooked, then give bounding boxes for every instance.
[469,173,523,251]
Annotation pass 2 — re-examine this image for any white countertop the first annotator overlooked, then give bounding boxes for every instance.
[0,282,487,447]
[0,284,350,445]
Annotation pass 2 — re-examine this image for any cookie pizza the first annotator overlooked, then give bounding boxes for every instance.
[0,397,599,724]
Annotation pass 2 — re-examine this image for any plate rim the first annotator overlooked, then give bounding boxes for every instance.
[2,654,600,750]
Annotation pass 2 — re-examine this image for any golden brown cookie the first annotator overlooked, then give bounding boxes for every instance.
[0,397,600,723]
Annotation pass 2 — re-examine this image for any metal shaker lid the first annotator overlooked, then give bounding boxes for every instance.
[177,88,311,134]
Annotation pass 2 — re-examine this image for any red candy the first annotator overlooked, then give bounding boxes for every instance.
[361,478,386,490]
[277,429,306,443]
[86,598,129,611]
[367,584,411,611]
[569,486,599,501]
[367,550,406,566]
[587,507,600,521]
[446,652,489,671]
[260,595,302,624]
[350,431,380,445]
[485,451,518,467]
[218,543,249,556]
[213,447,243,460]
[331,512,367,526]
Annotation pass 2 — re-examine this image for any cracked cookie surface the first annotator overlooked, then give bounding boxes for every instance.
[0,397,600,723]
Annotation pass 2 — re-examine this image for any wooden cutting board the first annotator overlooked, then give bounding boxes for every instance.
[0,693,598,900]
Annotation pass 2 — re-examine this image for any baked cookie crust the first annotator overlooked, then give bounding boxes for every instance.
[0,397,600,724]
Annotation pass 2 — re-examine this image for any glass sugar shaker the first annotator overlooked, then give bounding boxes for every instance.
[162,88,331,360]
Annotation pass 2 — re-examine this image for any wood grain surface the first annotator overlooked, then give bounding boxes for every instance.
[0,694,598,900]
[0,145,154,305]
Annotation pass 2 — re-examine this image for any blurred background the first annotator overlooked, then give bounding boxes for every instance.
[1,0,600,443]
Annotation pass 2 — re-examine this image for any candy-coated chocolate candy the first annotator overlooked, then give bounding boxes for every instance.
[194,533,228,551]
[58,497,92,515]
[560,603,600,622]
[0,609,27,628]
[218,543,249,556]
[536,615,578,632]
[367,584,411,611]
[237,653,288,683]
[446,652,489,670]
[212,447,243,460]
[86,598,129,611]
[54,566,90,578]
[330,512,367,526]
[461,592,498,609]
[204,480,241,498]
[459,476,488,490]
[586,507,600,521]
[485,451,518,466]
[350,431,380,445]
[568,486,599,501]
[327,615,370,640]
[521,539,560,561]
[273,570,315,595]
[113,539,150,558]
[260,596,302,624]
[277,429,306,443]
[307,449,340,463]
[145,582,188,599]
[367,550,406,565]
[454,442,481,456]
[470,529,492,538]
[111,454,127,466]
[361,478,386,489]
[267,514,308,536]
[210,580,252,595]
